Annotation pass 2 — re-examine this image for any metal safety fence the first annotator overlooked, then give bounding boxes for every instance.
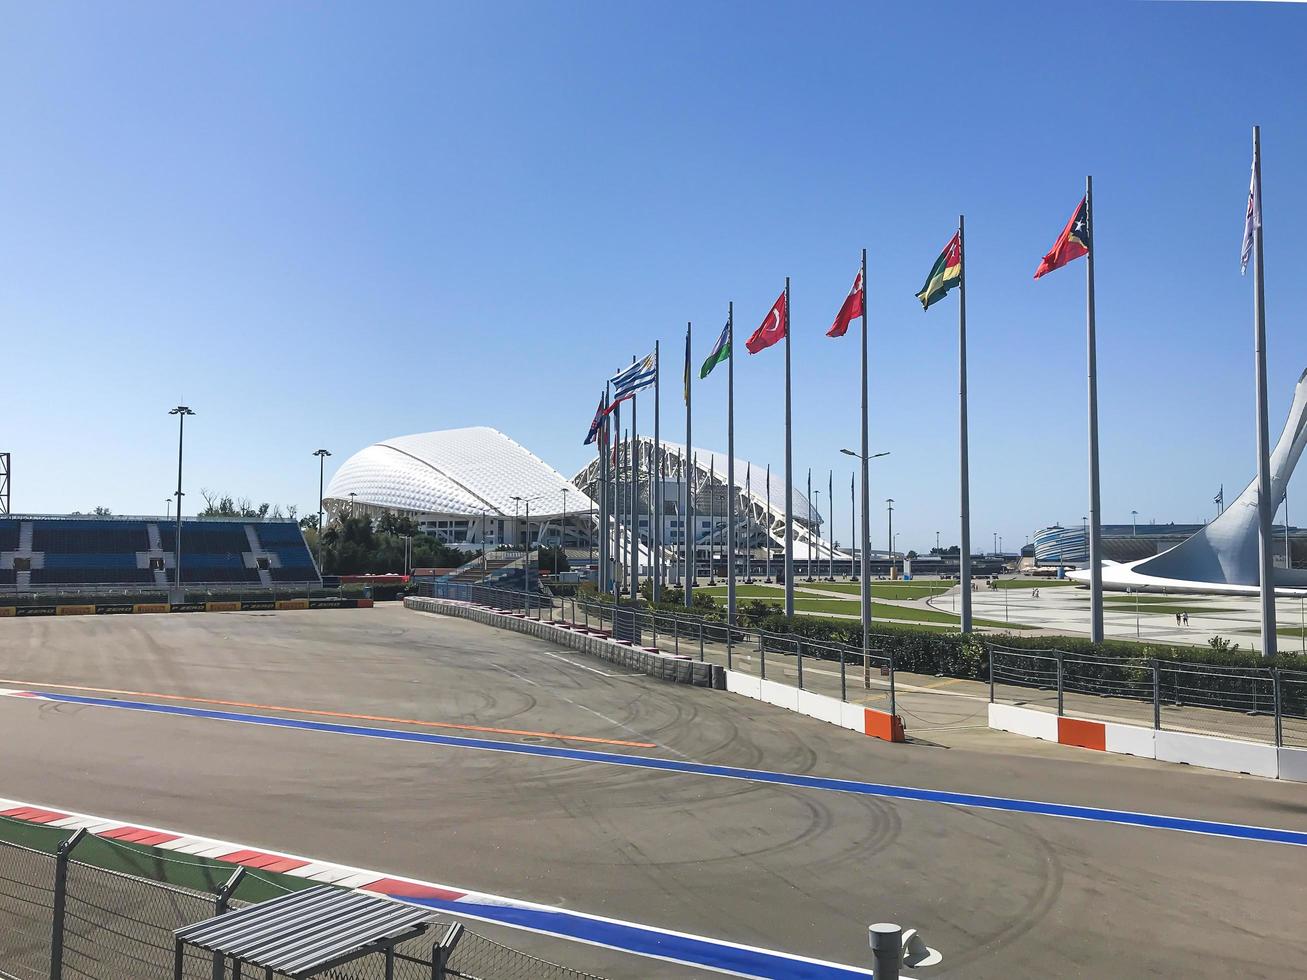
[0,833,605,980]
[422,581,899,715]
[989,644,1307,747]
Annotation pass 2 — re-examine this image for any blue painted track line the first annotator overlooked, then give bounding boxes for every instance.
[404,897,875,979]
[19,689,1307,849]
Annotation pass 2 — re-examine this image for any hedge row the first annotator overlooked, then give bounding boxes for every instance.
[585,584,1307,679]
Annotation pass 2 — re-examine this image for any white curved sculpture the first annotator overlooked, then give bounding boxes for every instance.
[1071,368,1307,596]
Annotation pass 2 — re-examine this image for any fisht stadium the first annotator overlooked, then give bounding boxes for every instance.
[321,426,917,578]
[323,427,595,553]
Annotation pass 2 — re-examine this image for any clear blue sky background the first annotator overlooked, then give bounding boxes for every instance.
[2,2,1305,553]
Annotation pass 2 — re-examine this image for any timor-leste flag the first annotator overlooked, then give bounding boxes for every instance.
[826,267,864,337]
[916,232,962,310]
[1034,197,1090,278]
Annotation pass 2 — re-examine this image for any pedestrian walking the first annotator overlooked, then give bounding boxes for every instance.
[1175,612,1182,626]
[1183,611,1189,626]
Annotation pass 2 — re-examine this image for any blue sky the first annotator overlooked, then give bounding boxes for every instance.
[2,2,1305,553]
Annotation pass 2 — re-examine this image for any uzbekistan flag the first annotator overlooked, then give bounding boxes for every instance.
[700,319,731,379]
[916,232,962,310]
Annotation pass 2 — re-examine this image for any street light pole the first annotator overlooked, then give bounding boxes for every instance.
[168,405,194,594]
[313,449,331,575]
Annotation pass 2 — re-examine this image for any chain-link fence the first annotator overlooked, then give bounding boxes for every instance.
[0,835,606,980]
[427,582,899,714]
[989,644,1297,746]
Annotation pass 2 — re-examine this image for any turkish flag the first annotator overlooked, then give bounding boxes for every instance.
[826,267,864,338]
[746,289,787,354]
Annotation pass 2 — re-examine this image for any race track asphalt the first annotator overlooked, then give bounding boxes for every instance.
[1,605,1305,978]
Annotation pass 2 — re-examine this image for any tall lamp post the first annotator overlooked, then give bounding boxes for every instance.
[1131,509,1138,536]
[840,449,890,671]
[168,405,194,594]
[809,489,821,582]
[313,449,331,574]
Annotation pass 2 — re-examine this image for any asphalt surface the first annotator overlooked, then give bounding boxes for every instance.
[1,606,1306,978]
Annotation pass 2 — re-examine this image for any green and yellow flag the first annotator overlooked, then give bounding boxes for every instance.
[916,231,962,310]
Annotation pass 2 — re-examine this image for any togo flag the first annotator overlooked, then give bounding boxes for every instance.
[916,231,962,310]
[700,319,731,379]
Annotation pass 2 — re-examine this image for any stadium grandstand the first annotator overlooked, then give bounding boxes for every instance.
[0,514,320,593]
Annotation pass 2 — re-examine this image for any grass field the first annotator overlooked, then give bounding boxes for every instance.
[700,581,956,600]
[709,592,1026,629]
[800,580,957,600]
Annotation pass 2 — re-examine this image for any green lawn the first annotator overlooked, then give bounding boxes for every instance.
[801,580,957,600]
[700,580,956,600]
[1102,599,1233,616]
[0,814,313,903]
[719,593,1026,629]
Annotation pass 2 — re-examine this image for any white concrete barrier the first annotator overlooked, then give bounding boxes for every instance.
[1104,722,1156,760]
[1276,746,1307,783]
[839,702,867,733]
[988,702,1058,742]
[759,679,800,712]
[796,690,844,726]
[1154,730,1279,778]
[725,670,762,700]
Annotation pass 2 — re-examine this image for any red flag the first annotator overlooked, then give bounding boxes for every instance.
[1034,196,1090,279]
[826,267,864,338]
[746,289,787,354]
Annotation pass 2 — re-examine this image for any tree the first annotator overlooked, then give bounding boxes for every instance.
[537,545,570,574]
[198,489,287,519]
[92,506,112,516]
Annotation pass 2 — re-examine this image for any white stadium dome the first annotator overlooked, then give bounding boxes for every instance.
[324,427,595,549]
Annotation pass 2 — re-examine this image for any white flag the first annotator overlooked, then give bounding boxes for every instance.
[1241,159,1260,275]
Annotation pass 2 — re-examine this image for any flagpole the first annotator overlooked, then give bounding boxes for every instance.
[685,323,694,608]
[600,386,610,592]
[958,216,973,632]
[849,473,855,581]
[612,400,621,593]
[745,466,753,582]
[727,302,737,627]
[1085,178,1105,644]
[859,249,872,648]
[828,469,834,580]
[784,276,795,618]
[1252,126,1277,656]
[692,451,699,591]
[630,357,639,600]
[653,340,662,603]
[806,467,813,581]
[765,464,772,582]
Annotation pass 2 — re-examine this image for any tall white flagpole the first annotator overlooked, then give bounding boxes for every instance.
[958,216,973,632]
[1252,126,1277,656]
[653,340,662,603]
[685,324,694,607]
[1085,179,1105,644]
[727,303,737,625]
[784,277,795,618]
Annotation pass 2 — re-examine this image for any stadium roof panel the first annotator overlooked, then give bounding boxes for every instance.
[324,426,591,520]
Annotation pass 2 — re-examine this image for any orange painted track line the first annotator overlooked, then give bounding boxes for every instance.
[0,678,657,748]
